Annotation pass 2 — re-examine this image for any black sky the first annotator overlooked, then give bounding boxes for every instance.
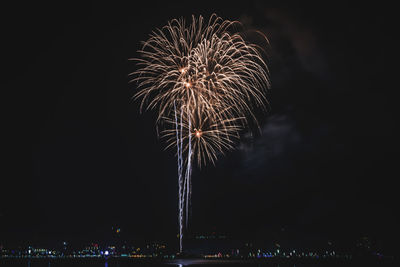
[1,2,398,253]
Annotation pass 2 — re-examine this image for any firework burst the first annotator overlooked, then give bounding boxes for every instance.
[130,14,270,252]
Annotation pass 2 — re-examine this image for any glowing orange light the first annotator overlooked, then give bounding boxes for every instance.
[195,129,202,138]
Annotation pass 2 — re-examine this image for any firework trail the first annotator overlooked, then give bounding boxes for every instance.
[131,14,270,253]
[174,101,184,251]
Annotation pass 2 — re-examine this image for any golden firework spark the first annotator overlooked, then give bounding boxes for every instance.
[131,14,270,164]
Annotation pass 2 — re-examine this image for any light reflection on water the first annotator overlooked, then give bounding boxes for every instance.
[166,259,298,267]
[17,259,300,267]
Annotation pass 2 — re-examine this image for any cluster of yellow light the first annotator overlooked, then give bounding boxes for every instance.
[195,129,202,138]
[130,254,150,258]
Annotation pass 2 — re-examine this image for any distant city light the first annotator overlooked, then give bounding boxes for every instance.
[0,239,376,261]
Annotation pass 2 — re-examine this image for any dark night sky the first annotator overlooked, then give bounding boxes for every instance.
[1,2,398,253]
